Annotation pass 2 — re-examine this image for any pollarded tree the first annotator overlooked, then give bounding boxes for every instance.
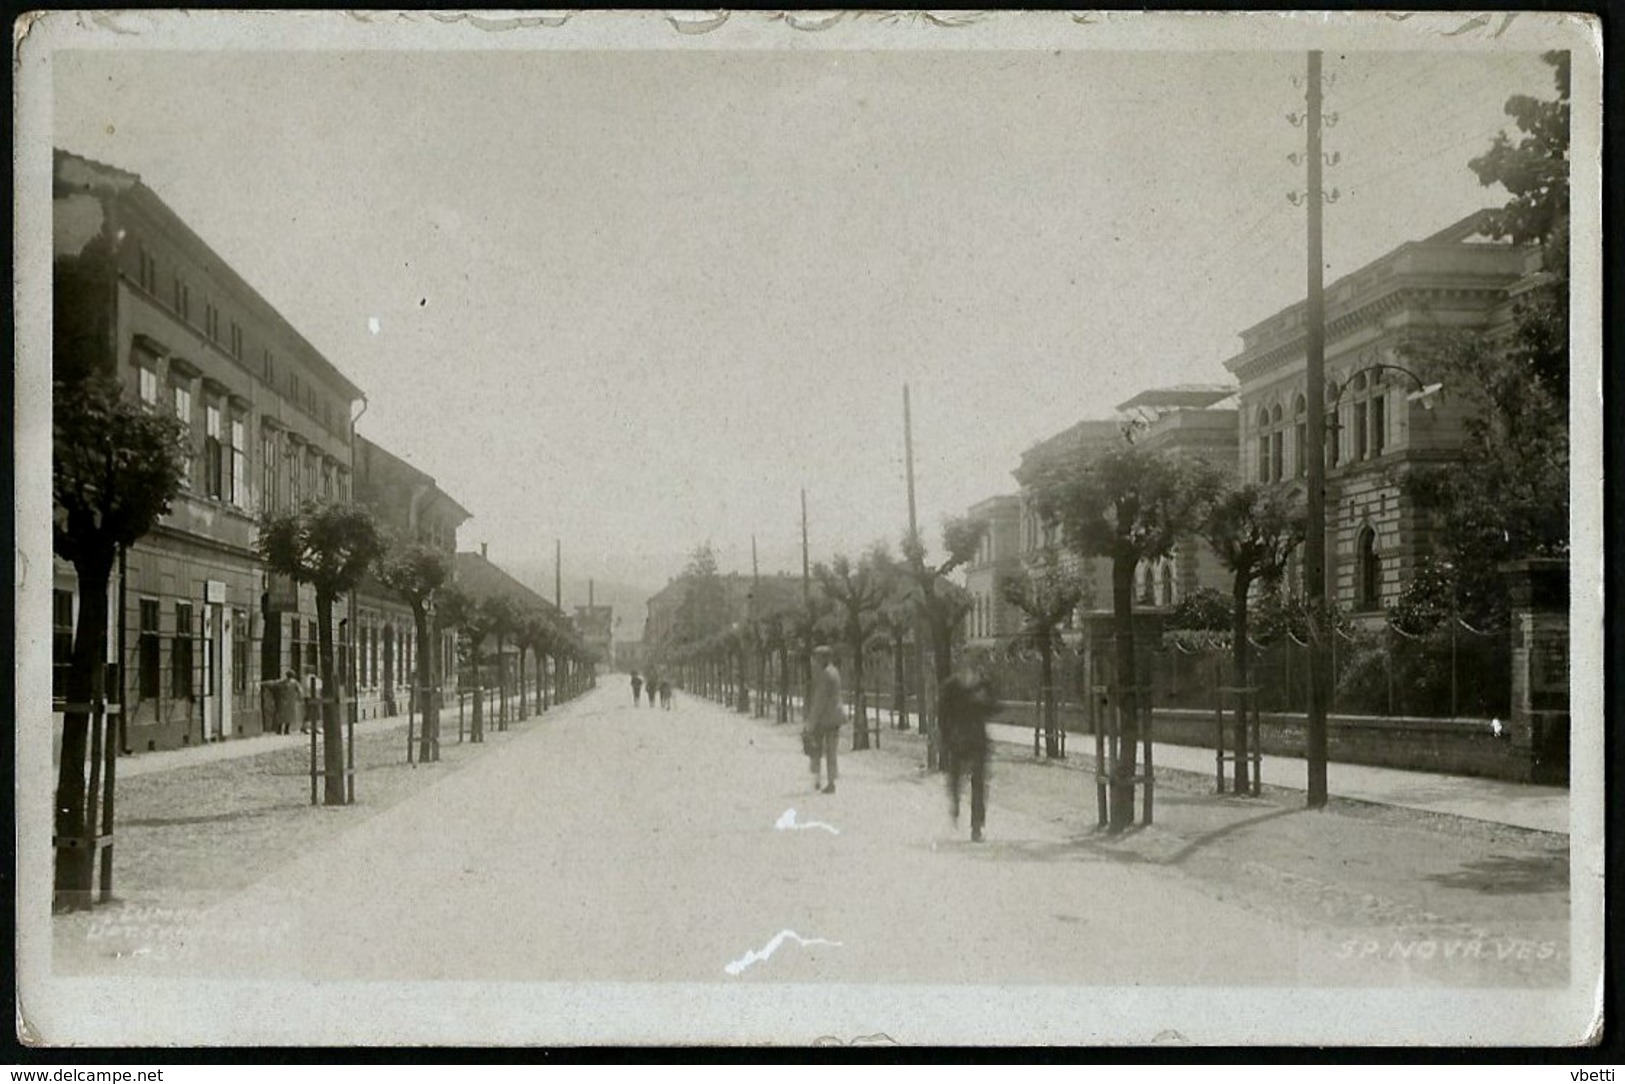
[815,546,891,750]
[1029,437,1214,829]
[1000,548,1089,759]
[260,498,385,805]
[374,539,452,762]
[901,516,988,766]
[481,593,524,731]
[437,582,492,742]
[1200,481,1305,792]
[52,373,190,909]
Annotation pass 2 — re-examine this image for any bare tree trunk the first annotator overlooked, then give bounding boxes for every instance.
[316,591,345,805]
[54,551,113,909]
[471,643,484,743]
[518,646,528,721]
[1110,557,1139,831]
[1232,573,1253,793]
[1041,633,1059,758]
[415,604,435,762]
[891,632,907,730]
[850,635,870,751]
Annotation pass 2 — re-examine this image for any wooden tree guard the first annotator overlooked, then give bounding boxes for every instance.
[53,698,120,904]
[1213,682,1263,797]
[1032,684,1066,759]
[308,696,357,806]
[1089,680,1156,828]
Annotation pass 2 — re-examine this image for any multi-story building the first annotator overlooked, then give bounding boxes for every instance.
[1009,417,1126,616]
[959,494,1023,646]
[643,571,804,656]
[1114,384,1239,608]
[352,436,470,720]
[1222,210,1534,618]
[452,547,571,689]
[54,148,362,751]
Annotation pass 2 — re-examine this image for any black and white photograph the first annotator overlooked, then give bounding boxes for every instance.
[14,9,1603,1048]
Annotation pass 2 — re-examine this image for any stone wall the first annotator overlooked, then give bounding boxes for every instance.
[980,697,1541,784]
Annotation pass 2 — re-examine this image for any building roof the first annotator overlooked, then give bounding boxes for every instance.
[356,434,474,525]
[1012,418,1125,484]
[1114,384,1237,413]
[454,551,565,620]
[54,146,364,402]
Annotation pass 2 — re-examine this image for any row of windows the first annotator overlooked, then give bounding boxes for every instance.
[1251,377,1391,484]
[136,356,350,512]
[136,243,346,437]
[51,594,432,702]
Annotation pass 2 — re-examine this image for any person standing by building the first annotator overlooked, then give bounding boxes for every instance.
[939,659,998,842]
[259,669,303,736]
[803,645,845,794]
[631,671,643,707]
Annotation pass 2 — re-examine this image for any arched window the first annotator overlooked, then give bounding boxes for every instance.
[1160,562,1175,607]
[1357,528,1380,611]
[1293,395,1307,478]
[1140,563,1156,605]
[1256,407,1270,482]
[1270,404,1284,482]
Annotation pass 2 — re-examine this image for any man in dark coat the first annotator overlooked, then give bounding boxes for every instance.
[939,659,998,841]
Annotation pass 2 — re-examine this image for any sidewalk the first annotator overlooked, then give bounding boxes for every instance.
[113,713,414,779]
[982,720,1568,835]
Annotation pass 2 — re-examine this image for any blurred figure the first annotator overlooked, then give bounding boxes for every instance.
[803,645,845,793]
[258,669,303,735]
[659,678,673,710]
[939,659,998,842]
[630,671,643,706]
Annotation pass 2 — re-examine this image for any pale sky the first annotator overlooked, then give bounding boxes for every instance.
[53,38,1556,590]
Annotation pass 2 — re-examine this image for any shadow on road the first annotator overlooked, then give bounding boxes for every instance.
[123,802,309,828]
[1423,853,1569,896]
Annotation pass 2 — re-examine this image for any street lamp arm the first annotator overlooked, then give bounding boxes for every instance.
[1323,360,1434,407]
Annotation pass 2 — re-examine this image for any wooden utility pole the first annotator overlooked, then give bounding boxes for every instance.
[1303,50,1330,808]
[904,384,931,759]
[801,489,812,719]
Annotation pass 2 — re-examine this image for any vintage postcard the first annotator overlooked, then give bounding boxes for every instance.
[14,10,1603,1047]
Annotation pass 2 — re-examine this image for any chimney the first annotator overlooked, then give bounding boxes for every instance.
[480,541,488,560]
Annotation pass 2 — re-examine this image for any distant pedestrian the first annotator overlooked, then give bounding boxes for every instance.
[939,659,998,842]
[631,671,644,706]
[659,679,672,709]
[259,669,303,735]
[803,645,845,794]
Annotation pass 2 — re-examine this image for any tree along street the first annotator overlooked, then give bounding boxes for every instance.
[56,685,1566,992]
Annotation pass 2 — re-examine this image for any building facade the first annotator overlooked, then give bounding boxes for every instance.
[352,436,471,721]
[1114,384,1239,609]
[54,148,362,751]
[1222,211,1533,618]
[959,494,1023,646]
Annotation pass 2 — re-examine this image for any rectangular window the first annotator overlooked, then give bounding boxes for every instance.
[138,246,158,294]
[138,599,160,700]
[306,620,319,674]
[52,589,74,700]
[260,430,279,511]
[232,609,249,695]
[288,615,302,676]
[1257,435,1269,483]
[230,414,247,507]
[1353,401,1369,461]
[204,402,224,499]
[205,302,220,342]
[1371,393,1387,456]
[1295,422,1307,479]
[305,449,317,499]
[263,350,275,385]
[173,384,193,488]
[172,602,194,699]
[321,459,333,499]
[136,363,158,406]
[1271,431,1284,483]
[229,321,243,359]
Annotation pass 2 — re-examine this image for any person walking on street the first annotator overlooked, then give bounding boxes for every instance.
[803,645,845,793]
[659,678,672,710]
[939,658,998,842]
[631,671,644,707]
